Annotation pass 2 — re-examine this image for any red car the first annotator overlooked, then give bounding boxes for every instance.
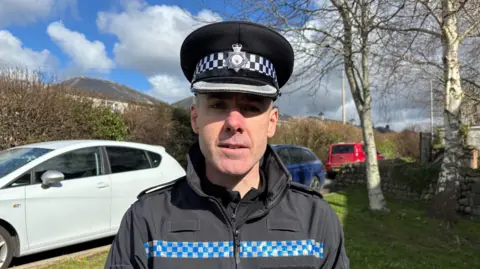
[325,142,383,178]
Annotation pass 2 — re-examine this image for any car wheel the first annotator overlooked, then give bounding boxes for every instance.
[0,226,14,269]
[309,176,322,192]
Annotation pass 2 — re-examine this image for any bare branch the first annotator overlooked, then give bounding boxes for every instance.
[418,0,442,26]
[462,77,480,91]
[369,0,407,31]
[459,20,480,41]
[377,25,442,38]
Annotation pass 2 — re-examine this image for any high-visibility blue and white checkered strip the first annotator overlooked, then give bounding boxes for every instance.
[240,239,324,259]
[193,51,278,83]
[144,240,233,259]
[144,240,324,259]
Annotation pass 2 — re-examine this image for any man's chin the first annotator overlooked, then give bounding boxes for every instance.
[215,159,255,176]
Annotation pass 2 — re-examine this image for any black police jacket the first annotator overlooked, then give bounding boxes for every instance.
[104,143,350,269]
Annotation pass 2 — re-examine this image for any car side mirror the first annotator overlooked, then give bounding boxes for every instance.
[41,170,64,186]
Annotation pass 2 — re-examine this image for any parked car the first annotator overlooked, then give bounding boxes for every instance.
[0,140,185,269]
[325,142,384,178]
[271,144,326,192]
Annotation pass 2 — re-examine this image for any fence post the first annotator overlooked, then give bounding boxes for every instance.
[419,132,432,163]
[472,148,478,169]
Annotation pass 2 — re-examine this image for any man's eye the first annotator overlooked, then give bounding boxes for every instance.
[243,105,261,113]
[209,102,226,109]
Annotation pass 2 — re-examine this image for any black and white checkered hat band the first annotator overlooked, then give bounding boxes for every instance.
[193,51,278,84]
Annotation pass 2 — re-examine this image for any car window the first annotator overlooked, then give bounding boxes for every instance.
[147,151,162,168]
[331,145,354,154]
[5,172,32,188]
[33,147,102,183]
[276,148,292,165]
[106,147,151,174]
[288,148,305,163]
[301,149,318,162]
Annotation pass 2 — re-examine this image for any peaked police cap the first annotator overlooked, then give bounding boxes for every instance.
[180,21,294,99]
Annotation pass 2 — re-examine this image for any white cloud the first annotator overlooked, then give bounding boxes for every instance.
[96,0,222,76]
[0,0,77,27]
[95,0,222,103]
[146,74,191,104]
[47,21,114,73]
[0,30,55,72]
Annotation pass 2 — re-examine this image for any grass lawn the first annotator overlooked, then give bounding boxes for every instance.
[41,187,480,269]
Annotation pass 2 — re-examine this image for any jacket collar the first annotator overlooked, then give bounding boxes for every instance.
[185,142,291,208]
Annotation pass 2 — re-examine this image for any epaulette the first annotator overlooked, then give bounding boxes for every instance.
[137,176,185,200]
[289,181,324,199]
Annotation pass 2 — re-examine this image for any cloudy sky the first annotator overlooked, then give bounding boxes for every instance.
[0,0,436,131]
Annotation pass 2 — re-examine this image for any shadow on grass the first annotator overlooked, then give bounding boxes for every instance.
[324,186,480,269]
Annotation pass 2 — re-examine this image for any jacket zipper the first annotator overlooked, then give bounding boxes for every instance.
[208,197,240,269]
[232,204,240,266]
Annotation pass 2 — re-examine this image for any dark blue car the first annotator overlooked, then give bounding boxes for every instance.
[271,144,326,191]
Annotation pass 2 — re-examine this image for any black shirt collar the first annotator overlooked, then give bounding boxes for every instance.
[200,169,266,206]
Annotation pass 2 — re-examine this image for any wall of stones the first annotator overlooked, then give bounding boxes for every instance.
[334,159,480,216]
[458,169,480,216]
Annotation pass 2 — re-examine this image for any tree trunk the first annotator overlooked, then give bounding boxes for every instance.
[437,0,463,193]
[360,107,388,211]
[334,0,388,212]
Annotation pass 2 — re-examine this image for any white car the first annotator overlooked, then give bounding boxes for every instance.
[0,140,186,269]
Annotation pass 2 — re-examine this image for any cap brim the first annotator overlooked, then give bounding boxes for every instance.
[191,80,278,98]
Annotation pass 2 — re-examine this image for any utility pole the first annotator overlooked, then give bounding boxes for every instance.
[342,68,346,124]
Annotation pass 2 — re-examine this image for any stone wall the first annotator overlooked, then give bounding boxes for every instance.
[334,160,480,216]
[458,169,480,216]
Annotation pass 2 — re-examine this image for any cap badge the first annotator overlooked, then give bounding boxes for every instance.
[227,43,247,72]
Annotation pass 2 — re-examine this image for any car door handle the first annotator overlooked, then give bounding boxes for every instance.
[97,182,109,189]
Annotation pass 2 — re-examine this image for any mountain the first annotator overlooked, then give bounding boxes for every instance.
[58,76,164,105]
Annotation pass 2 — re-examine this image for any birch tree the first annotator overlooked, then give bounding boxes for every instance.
[381,0,480,193]
[202,0,410,212]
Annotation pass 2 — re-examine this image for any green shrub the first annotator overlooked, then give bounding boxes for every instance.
[391,161,441,194]
[82,106,130,141]
[166,107,198,168]
[377,138,397,159]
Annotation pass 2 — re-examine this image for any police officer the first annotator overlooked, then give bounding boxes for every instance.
[104,21,349,269]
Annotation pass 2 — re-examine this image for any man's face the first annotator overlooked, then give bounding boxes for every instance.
[190,92,278,176]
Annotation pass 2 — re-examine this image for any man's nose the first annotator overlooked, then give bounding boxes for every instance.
[224,109,245,134]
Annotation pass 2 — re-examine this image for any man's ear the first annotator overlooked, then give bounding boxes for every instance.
[190,104,199,134]
[267,105,278,138]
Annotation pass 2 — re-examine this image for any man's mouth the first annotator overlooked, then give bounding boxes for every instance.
[218,144,248,149]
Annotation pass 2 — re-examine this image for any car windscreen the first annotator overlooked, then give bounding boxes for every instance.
[0,147,53,178]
